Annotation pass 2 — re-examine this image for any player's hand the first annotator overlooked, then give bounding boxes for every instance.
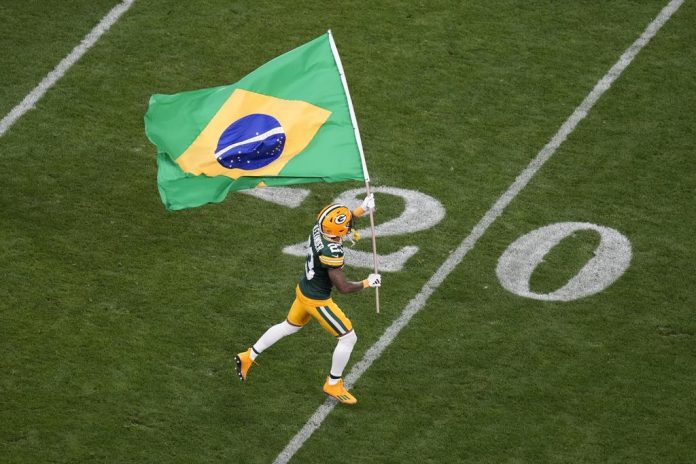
[366,273,381,288]
[360,194,376,213]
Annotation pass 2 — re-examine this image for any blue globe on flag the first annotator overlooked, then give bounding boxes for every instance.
[215,113,286,170]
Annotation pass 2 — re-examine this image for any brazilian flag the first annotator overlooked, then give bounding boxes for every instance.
[145,31,368,211]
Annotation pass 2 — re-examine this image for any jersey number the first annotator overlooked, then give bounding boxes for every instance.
[304,237,315,280]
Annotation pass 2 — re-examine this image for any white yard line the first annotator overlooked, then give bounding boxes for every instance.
[273,0,684,462]
[0,0,135,138]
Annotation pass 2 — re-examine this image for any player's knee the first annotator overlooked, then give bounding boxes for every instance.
[282,320,302,335]
[339,330,357,347]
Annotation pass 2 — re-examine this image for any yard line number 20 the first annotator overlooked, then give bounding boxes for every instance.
[250,186,632,302]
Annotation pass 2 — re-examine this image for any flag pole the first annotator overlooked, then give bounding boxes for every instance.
[364,181,380,314]
[327,29,380,313]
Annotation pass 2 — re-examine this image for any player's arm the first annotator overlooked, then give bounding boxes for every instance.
[329,268,381,294]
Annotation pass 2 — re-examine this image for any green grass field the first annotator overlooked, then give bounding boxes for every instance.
[2,1,695,463]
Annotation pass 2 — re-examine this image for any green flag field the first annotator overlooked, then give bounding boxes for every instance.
[1,1,695,463]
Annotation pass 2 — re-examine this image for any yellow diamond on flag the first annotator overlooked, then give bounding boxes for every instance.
[176,89,331,180]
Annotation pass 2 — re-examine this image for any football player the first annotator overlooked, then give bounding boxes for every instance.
[234,194,380,405]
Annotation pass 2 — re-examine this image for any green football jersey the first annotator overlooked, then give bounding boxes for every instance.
[299,224,345,300]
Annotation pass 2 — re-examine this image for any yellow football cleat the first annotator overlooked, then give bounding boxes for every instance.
[234,348,257,381]
[323,377,357,405]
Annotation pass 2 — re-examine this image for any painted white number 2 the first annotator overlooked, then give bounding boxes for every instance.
[496,222,632,302]
[283,186,445,272]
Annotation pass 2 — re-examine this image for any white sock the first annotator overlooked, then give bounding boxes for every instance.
[252,320,301,359]
[329,331,357,383]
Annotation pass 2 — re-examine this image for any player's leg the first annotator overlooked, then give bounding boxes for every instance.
[308,301,353,338]
[293,292,359,404]
[234,294,310,381]
[328,330,357,383]
[250,320,302,358]
[322,329,358,404]
[306,300,359,405]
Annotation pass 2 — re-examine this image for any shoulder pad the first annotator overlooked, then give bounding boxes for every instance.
[319,242,344,268]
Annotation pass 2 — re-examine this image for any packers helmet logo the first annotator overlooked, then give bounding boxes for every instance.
[334,214,348,225]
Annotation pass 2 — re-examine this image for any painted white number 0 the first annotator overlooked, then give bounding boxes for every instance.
[496,222,632,301]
